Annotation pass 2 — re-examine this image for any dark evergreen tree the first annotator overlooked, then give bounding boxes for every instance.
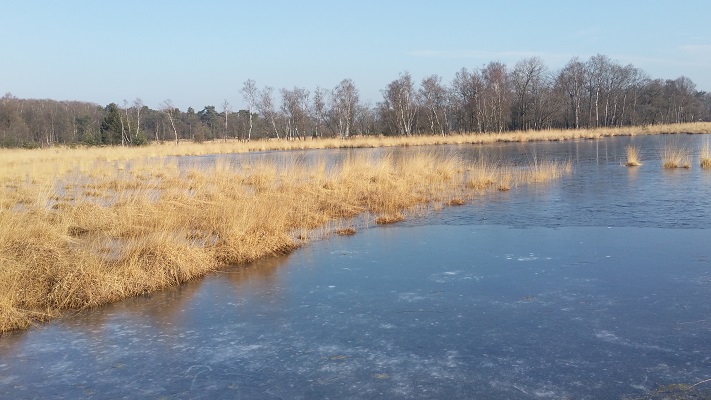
[100,103,123,145]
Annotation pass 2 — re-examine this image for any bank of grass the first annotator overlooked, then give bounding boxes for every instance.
[660,141,692,169]
[0,152,571,333]
[1,122,709,185]
[625,146,643,167]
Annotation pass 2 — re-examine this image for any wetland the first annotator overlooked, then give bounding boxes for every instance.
[2,133,711,399]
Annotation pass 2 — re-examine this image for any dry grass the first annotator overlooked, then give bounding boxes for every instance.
[0,151,573,333]
[701,139,711,169]
[526,159,573,183]
[335,227,356,236]
[1,122,709,185]
[624,146,642,166]
[447,198,466,206]
[660,141,691,169]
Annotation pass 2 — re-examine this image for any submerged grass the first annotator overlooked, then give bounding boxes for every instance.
[0,151,571,333]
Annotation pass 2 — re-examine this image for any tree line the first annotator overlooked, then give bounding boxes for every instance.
[2,54,710,148]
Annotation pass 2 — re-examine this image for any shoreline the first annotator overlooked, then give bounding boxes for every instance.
[0,151,570,333]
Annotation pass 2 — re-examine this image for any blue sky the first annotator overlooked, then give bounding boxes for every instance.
[2,1,710,111]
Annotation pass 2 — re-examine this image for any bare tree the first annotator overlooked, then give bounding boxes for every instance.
[133,98,143,142]
[451,67,484,133]
[332,79,359,138]
[382,72,418,136]
[222,99,231,141]
[420,74,449,135]
[120,100,130,146]
[241,79,257,141]
[258,86,280,139]
[667,76,699,123]
[586,54,613,127]
[160,99,179,145]
[354,102,376,135]
[481,62,511,133]
[280,87,310,140]
[557,57,586,129]
[511,57,548,130]
[312,86,328,138]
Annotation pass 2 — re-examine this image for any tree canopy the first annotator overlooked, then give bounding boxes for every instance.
[1,53,710,147]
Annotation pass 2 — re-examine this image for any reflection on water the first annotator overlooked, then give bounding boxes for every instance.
[2,134,711,399]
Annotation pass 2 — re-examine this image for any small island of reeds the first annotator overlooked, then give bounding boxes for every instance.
[701,139,711,169]
[624,146,642,167]
[660,140,692,169]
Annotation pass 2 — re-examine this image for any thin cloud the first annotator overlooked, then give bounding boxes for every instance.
[611,50,711,68]
[408,49,574,64]
[679,44,711,57]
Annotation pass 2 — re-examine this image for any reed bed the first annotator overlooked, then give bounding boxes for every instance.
[1,122,709,185]
[660,141,692,169]
[0,152,571,333]
[624,146,642,167]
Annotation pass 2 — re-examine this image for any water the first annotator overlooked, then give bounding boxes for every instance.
[2,134,711,399]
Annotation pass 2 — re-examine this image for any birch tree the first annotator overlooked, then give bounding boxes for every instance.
[160,99,179,145]
[451,68,484,133]
[420,74,448,135]
[312,86,328,138]
[222,99,230,140]
[122,100,132,145]
[133,98,143,142]
[332,79,359,138]
[511,57,548,130]
[557,57,586,129]
[382,72,418,136]
[258,86,280,139]
[586,54,613,127]
[241,79,257,141]
[280,87,310,140]
[481,62,511,132]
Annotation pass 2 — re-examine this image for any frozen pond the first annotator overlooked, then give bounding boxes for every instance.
[2,134,711,399]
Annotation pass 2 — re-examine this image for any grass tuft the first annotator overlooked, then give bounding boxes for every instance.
[447,198,466,206]
[701,139,711,169]
[335,227,356,236]
[624,146,642,166]
[660,141,691,169]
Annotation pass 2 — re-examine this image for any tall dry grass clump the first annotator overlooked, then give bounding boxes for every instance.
[0,150,572,333]
[526,159,573,183]
[624,146,642,166]
[701,139,711,169]
[660,141,691,169]
[467,159,500,190]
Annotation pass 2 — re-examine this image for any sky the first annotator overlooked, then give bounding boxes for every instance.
[2,1,710,111]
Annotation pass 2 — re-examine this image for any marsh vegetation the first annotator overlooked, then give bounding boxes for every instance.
[625,145,642,166]
[3,133,711,399]
[1,122,709,181]
[701,139,711,169]
[5,125,711,333]
[660,140,692,169]
[0,146,571,333]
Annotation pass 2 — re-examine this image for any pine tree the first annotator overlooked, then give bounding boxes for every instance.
[100,103,123,145]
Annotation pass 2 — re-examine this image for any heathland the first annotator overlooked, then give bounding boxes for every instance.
[1,123,709,333]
